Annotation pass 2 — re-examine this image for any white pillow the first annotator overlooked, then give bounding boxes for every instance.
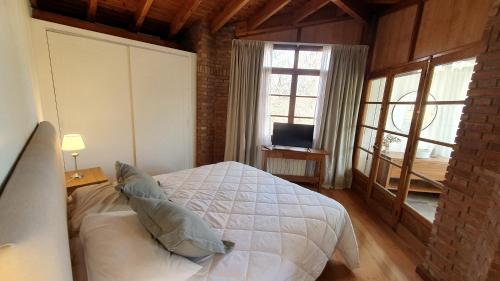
[80,211,201,281]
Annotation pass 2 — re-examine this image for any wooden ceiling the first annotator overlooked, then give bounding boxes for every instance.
[30,0,403,40]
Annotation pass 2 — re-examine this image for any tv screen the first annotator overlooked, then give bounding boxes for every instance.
[271,123,314,148]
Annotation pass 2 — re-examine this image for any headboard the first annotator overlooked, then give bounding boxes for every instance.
[0,122,72,281]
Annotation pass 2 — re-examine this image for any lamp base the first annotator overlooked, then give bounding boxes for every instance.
[71,172,84,179]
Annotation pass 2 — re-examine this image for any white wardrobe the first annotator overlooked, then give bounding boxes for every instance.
[31,20,196,178]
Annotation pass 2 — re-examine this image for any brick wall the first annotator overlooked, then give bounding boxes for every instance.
[418,1,500,280]
[183,22,235,166]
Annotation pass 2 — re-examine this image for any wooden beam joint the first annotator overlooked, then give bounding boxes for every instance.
[211,0,251,33]
[170,0,203,36]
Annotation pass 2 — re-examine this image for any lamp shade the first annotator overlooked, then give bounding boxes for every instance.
[61,134,86,151]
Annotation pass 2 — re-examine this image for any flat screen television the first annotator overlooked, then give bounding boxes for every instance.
[271,123,314,148]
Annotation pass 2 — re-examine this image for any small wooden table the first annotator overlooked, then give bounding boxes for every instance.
[261,145,328,190]
[65,167,108,194]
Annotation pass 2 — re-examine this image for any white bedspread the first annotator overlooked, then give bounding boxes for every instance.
[154,161,359,281]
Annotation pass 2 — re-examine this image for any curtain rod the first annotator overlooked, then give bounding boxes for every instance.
[234,39,369,48]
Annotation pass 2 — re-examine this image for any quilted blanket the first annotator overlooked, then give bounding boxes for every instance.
[154,161,359,281]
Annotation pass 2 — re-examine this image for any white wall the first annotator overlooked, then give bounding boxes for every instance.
[0,0,39,185]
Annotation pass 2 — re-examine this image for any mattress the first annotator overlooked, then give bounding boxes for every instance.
[154,161,359,281]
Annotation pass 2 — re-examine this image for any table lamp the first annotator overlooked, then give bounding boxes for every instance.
[61,134,86,179]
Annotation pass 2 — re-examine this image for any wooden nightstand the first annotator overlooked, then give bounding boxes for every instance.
[65,167,108,194]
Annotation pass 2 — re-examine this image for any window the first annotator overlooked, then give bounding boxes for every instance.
[354,54,476,223]
[267,45,323,135]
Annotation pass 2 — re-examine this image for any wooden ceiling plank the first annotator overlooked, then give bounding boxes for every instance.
[87,0,98,21]
[331,0,369,23]
[293,0,330,24]
[134,0,155,31]
[170,0,203,36]
[211,0,252,33]
[247,0,292,30]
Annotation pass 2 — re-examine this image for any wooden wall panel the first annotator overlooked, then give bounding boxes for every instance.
[414,0,490,59]
[239,19,363,44]
[300,19,363,44]
[371,5,417,71]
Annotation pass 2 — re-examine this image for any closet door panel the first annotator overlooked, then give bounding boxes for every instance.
[47,31,134,178]
[130,47,195,175]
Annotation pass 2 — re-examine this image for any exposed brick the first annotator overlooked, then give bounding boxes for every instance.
[182,21,235,166]
[421,1,500,281]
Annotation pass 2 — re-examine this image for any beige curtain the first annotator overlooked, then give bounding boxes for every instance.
[224,40,266,166]
[317,45,369,188]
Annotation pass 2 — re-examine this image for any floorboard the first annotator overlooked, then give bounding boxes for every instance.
[317,189,424,281]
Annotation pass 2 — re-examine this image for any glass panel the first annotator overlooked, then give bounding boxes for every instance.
[390,70,421,102]
[360,127,377,152]
[381,133,408,157]
[356,150,373,177]
[367,78,386,102]
[270,74,292,95]
[296,75,320,96]
[269,116,288,135]
[298,50,322,70]
[272,49,294,68]
[413,141,452,176]
[295,97,317,118]
[428,58,475,102]
[294,117,314,125]
[375,158,401,196]
[362,104,381,127]
[269,96,290,116]
[419,104,464,144]
[405,184,440,222]
[386,103,415,134]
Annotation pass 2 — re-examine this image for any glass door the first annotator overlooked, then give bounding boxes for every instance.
[367,62,428,214]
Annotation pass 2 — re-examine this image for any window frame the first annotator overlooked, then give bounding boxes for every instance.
[270,44,323,124]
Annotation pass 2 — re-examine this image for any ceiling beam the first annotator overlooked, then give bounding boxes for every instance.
[247,0,291,30]
[236,13,351,37]
[170,0,203,36]
[87,0,98,21]
[293,0,330,24]
[330,0,369,23]
[134,0,155,31]
[211,0,252,33]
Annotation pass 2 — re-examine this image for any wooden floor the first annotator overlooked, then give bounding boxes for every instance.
[317,189,423,281]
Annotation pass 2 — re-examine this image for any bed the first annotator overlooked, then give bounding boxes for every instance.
[154,161,359,281]
[0,122,359,281]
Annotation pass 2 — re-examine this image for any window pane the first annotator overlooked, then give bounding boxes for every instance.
[269,96,290,116]
[272,49,294,68]
[405,140,449,222]
[296,75,320,96]
[295,97,317,118]
[386,103,414,134]
[360,127,377,152]
[405,182,440,222]
[375,158,401,196]
[419,104,464,144]
[294,117,314,125]
[298,50,322,70]
[390,70,421,102]
[428,58,475,101]
[362,104,381,127]
[367,78,386,102]
[269,116,288,136]
[356,150,373,177]
[270,74,292,95]
[381,133,408,157]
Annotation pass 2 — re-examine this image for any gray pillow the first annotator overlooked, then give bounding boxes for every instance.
[115,161,166,200]
[130,196,234,259]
